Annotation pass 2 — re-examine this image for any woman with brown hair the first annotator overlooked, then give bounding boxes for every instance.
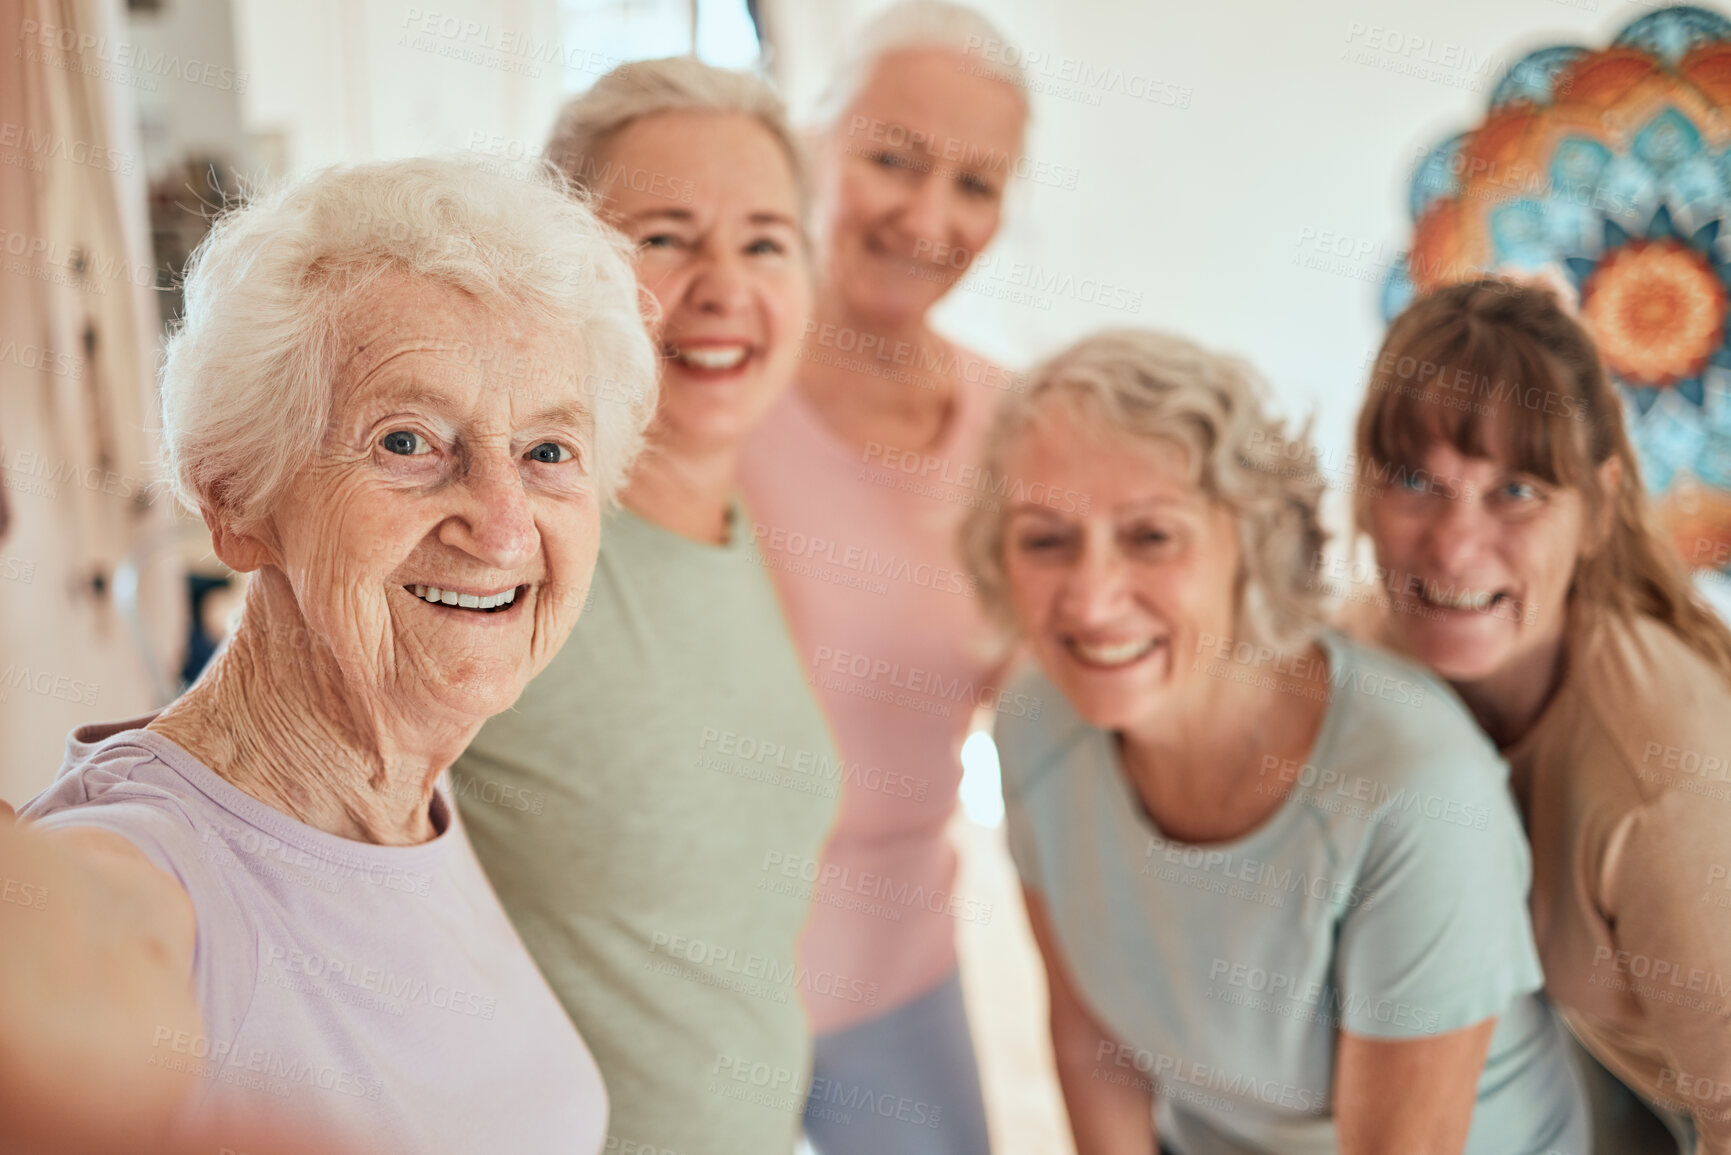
[1355,278,1731,1154]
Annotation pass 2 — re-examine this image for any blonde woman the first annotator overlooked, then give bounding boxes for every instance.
[451,58,840,1155]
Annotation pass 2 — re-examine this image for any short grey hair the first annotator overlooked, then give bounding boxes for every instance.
[159,156,658,529]
[959,329,1330,651]
[811,0,1030,133]
[546,56,807,222]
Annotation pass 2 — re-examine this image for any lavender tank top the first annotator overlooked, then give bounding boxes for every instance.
[22,716,606,1154]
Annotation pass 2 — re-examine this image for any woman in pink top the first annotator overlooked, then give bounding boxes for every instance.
[1354,280,1731,1154]
[739,3,1030,1151]
[0,158,658,1155]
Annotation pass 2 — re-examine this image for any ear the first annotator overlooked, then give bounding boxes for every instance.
[201,503,279,574]
[1586,456,1623,555]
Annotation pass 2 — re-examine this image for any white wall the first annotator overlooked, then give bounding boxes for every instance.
[231,0,569,182]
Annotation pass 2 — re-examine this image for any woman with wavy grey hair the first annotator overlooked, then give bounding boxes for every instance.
[958,330,1588,1153]
[738,4,1028,1150]
[0,156,658,1155]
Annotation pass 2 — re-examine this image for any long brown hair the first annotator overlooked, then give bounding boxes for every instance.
[1354,278,1731,683]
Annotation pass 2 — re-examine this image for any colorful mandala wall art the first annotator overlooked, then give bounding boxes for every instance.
[1385,5,1731,579]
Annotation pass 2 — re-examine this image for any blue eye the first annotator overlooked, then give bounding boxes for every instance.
[640,233,682,250]
[381,430,429,456]
[1396,470,1429,493]
[1500,479,1539,501]
[526,442,571,464]
[872,151,911,171]
[747,237,786,256]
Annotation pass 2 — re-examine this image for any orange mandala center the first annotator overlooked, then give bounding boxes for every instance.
[1583,240,1726,387]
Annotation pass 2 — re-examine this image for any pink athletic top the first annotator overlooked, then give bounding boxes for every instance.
[22,717,607,1154]
[739,360,1014,1032]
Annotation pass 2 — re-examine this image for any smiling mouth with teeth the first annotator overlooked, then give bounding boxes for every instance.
[1416,583,1507,613]
[406,584,522,613]
[1068,638,1162,668]
[669,345,750,372]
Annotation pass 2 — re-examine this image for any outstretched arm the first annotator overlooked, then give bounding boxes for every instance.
[0,798,201,1154]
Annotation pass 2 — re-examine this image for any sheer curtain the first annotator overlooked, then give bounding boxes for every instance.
[0,0,184,800]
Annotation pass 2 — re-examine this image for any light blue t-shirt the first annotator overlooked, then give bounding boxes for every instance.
[998,632,1587,1155]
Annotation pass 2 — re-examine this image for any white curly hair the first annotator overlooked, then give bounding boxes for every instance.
[159,155,659,529]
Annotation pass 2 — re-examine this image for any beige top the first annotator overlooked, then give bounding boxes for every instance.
[1504,610,1731,1151]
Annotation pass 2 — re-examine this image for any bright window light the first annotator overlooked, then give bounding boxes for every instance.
[559,0,760,94]
[695,0,760,68]
[958,730,1004,828]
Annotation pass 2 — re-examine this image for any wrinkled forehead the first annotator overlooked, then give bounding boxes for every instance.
[1023,388,1201,471]
[332,272,595,423]
[602,110,802,219]
[838,49,1028,165]
[1005,390,1205,503]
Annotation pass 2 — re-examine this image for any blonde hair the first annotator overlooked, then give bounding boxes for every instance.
[960,329,1330,651]
[159,156,658,528]
[546,56,807,223]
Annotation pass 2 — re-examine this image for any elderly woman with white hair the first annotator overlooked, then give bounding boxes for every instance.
[0,156,657,1155]
[958,331,1589,1154]
[450,57,839,1155]
[737,5,1029,1150]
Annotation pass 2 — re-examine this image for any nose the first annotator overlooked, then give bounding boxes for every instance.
[438,453,537,569]
[1421,487,1491,575]
[684,245,753,316]
[1056,530,1131,624]
[897,173,955,260]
